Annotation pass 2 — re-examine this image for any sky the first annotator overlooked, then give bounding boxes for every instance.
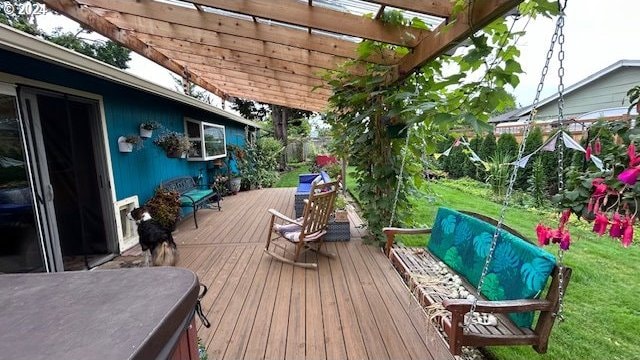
[34,0,640,111]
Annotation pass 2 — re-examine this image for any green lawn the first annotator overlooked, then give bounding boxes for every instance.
[274,164,310,187]
[405,180,640,360]
[274,167,639,358]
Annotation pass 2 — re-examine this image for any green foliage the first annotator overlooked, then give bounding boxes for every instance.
[244,137,283,188]
[529,157,546,207]
[45,29,131,69]
[496,133,518,158]
[486,151,512,198]
[146,188,180,231]
[553,120,640,219]
[323,1,553,245]
[480,133,497,161]
[466,137,482,180]
[515,126,543,189]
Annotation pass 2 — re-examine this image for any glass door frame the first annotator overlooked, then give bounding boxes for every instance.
[0,82,53,272]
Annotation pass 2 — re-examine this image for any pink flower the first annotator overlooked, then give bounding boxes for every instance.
[536,223,551,246]
[609,213,623,238]
[549,229,562,244]
[622,219,634,248]
[617,167,640,186]
[585,144,592,161]
[594,138,601,155]
[628,143,636,165]
[591,179,608,197]
[592,212,609,236]
[560,231,571,251]
[559,209,571,228]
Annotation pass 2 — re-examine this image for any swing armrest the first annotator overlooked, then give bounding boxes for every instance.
[383,227,432,255]
[268,209,302,226]
[443,298,554,314]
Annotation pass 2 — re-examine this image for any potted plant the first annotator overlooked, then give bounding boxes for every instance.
[153,131,193,158]
[139,121,160,138]
[145,187,181,232]
[117,135,143,153]
[334,194,349,222]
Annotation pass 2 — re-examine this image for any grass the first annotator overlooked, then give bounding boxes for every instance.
[404,179,640,360]
[273,167,639,358]
[274,163,310,187]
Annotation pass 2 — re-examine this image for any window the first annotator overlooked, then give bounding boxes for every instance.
[184,118,226,161]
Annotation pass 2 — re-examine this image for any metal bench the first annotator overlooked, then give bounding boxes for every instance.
[161,176,220,228]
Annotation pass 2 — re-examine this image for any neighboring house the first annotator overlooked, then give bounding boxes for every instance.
[0,25,260,273]
[492,60,640,138]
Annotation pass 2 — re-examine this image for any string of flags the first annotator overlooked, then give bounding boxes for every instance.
[435,131,604,171]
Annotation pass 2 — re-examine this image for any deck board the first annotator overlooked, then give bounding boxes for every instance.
[140,188,453,360]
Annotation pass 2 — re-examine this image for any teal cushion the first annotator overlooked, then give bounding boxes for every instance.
[179,189,213,206]
[427,207,556,328]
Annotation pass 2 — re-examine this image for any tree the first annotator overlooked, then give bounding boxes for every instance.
[171,75,212,104]
[496,133,518,158]
[1,6,130,69]
[231,98,314,169]
[480,134,497,161]
[515,126,543,190]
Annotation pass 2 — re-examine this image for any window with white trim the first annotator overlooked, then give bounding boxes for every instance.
[184,118,226,161]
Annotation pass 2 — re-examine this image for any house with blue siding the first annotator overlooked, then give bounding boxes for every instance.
[0,25,260,273]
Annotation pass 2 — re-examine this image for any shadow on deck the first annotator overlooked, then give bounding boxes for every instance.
[118,187,453,360]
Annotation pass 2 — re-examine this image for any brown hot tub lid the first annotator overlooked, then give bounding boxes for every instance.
[0,267,199,360]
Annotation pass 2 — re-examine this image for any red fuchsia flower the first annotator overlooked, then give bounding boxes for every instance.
[617,167,640,186]
[609,213,623,238]
[549,228,563,244]
[536,223,551,246]
[559,209,571,230]
[560,230,572,251]
[585,144,592,161]
[621,216,634,248]
[592,212,609,236]
[628,143,637,165]
[594,138,602,155]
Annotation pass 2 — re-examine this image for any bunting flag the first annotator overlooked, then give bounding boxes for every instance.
[437,132,605,172]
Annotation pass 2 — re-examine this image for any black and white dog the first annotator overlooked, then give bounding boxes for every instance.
[129,207,178,267]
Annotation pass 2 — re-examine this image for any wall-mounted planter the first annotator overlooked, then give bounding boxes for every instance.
[118,136,133,153]
[166,150,186,159]
[139,125,153,138]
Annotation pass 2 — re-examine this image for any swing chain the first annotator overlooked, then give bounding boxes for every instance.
[389,127,412,227]
[466,9,566,331]
[554,2,567,322]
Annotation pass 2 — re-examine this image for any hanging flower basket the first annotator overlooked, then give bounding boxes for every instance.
[139,121,160,138]
[153,131,192,159]
[118,135,142,153]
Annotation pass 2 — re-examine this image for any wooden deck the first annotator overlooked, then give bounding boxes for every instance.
[166,188,452,360]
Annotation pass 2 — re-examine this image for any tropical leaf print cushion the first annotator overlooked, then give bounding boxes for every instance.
[426,207,556,328]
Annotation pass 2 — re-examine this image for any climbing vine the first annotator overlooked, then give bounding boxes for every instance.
[324,1,558,244]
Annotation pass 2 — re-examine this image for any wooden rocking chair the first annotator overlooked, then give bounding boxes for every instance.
[264,180,339,269]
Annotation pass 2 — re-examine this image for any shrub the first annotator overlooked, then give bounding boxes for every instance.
[515,126,543,190]
[496,133,518,158]
[479,133,497,161]
[145,188,180,231]
[529,156,546,207]
[486,151,512,198]
[244,136,283,188]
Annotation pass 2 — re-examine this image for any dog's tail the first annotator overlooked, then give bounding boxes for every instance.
[152,241,178,266]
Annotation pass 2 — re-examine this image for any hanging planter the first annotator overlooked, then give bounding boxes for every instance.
[118,135,142,153]
[139,121,160,138]
[153,131,192,159]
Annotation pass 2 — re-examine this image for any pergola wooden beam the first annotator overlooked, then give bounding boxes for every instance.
[81,0,398,63]
[134,33,350,72]
[220,84,327,111]
[96,9,398,65]
[158,49,328,81]
[199,72,329,99]
[184,63,328,89]
[224,89,325,112]
[43,0,228,99]
[208,79,328,104]
[396,0,522,80]
[367,1,453,18]
[186,0,426,46]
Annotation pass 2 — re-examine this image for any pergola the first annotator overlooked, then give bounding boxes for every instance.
[43,0,521,112]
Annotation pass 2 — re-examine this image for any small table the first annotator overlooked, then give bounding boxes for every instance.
[0,267,200,360]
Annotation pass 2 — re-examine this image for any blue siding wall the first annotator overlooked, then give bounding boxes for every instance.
[0,48,250,206]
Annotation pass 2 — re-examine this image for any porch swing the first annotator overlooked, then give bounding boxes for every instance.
[383,1,572,356]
